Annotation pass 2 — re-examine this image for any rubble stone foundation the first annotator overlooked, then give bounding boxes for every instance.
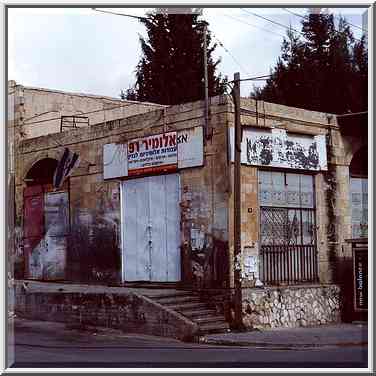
[242,284,341,329]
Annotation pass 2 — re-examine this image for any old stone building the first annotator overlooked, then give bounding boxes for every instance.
[10,83,367,331]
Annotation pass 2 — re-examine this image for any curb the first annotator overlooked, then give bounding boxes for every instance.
[199,338,368,349]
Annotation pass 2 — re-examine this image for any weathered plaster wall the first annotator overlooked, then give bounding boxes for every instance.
[227,99,332,287]
[242,285,341,329]
[16,96,231,286]
[9,82,164,139]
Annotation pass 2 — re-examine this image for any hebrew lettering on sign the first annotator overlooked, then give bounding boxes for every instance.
[103,126,204,179]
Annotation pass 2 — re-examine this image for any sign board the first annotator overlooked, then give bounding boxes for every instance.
[229,127,327,171]
[103,143,128,179]
[177,126,204,169]
[353,249,368,312]
[103,126,204,179]
[128,131,177,176]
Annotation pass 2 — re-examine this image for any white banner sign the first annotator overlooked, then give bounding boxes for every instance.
[128,132,177,176]
[229,127,327,171]
[103,126,204,179]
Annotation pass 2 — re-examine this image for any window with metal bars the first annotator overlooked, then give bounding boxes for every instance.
[258,171,318,284]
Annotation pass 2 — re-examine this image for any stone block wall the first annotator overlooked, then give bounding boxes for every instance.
[10,83,164,139]
[242,285,341,329]
[15,96,231,286]
[14,287,198,341]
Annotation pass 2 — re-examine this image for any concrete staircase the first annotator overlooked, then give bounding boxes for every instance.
[147,290,230,335]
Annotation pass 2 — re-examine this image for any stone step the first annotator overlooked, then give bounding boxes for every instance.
[192,315,227,324]
[147,291,196,300]
[198,321,231,335]
[168,302,209,311]
[155,295,201,305]
[180,308,219,318]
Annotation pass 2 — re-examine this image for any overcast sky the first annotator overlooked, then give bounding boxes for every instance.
[8,6,367,99]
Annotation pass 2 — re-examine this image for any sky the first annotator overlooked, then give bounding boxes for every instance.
[8,6,368,99]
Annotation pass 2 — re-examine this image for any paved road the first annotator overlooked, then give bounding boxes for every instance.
[8,318,368,369]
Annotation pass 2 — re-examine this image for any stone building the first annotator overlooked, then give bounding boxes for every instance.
[10,83,368,330]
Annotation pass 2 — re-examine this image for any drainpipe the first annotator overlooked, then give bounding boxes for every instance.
[232,72,244,329]
[203,22,210,140]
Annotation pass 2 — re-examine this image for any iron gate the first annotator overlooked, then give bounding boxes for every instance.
[260,206,318,285]
[258,171,319,285]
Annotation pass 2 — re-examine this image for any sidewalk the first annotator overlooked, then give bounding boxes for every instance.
[200,323,368,349]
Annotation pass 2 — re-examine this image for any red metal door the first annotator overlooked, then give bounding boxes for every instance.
[23,185,45,279]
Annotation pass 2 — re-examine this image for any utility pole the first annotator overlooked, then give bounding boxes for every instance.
[203,21,210,140]
[232,72,243,329]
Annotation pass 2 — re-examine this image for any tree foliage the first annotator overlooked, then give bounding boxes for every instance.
[122,9,226,105]
[252,13,368,114]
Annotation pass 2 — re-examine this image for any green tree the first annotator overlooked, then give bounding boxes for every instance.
[124,9,226,105]
[252,13,367,114]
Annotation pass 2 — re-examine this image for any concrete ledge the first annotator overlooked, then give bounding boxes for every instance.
[14,283,198,342]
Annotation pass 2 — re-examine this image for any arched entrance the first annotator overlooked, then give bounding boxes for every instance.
[23,158,69,280]
[349,146,368,238]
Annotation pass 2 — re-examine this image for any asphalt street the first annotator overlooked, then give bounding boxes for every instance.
[8,318,368,369]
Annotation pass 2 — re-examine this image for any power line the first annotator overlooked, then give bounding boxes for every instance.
[282,8,365,40]
[241,8,305,36]
[228,74,271,83]
[223,13,285,38]
[23,101,165,127]
[92,8,148,21]
[282,8,306,20]
[211,32,251,75]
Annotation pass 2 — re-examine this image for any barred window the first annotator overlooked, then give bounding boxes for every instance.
[259,171,315,246]
[350,177,368,238]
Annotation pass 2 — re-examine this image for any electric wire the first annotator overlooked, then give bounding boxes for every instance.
[223,14,286,38]
[281,8,364,41]
[92,8,148,21]
[283,8,367,33]
[240,8,305,36]
[211,31,251,76]
[23,101,165,126]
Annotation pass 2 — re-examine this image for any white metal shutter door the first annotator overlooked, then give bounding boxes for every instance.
[165,174,181,281]
[122,179,150,281]
[149,175,168,281]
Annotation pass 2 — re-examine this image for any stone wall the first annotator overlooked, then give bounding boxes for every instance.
[14,286,198,341]
[242,285,341,329]
[9,82,164,139]
[15,96,231,287]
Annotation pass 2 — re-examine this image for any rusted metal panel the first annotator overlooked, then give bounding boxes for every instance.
[24,186,45,279]
[229,127,327,171]
[23,186,44,239]
[23,187,69,280]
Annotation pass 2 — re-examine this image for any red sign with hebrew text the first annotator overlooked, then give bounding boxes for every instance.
[127,132,178,176]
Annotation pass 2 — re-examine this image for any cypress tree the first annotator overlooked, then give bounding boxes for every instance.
[252,12,367,114]
[124,9,226,105]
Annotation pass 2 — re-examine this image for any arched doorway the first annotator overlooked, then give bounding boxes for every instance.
[349,146,368,238]
[23,158,69,280]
